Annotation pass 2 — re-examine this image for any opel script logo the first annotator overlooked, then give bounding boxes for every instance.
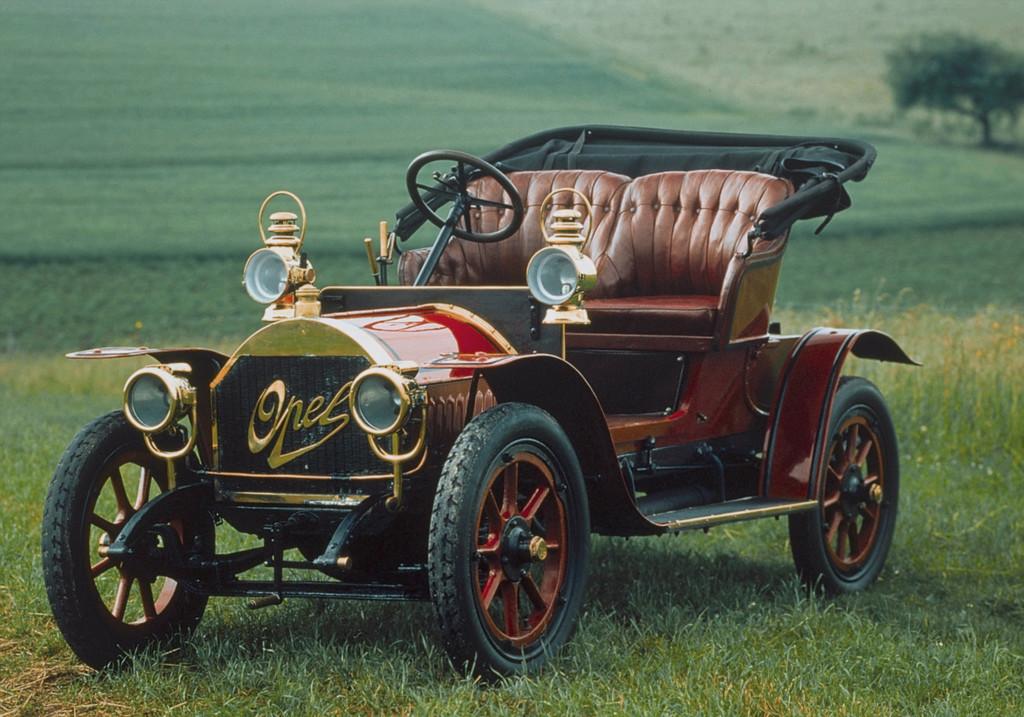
[247,379,351,469]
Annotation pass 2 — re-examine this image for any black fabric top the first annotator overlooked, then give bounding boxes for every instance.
[394,125,876,241]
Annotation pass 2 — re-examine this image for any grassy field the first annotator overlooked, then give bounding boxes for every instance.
[475,0,1024,129]
[1,0,1022,714]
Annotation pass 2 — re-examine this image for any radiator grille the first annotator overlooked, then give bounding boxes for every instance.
[214,355,387,476]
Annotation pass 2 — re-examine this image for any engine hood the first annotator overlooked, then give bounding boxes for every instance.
[213,304,518,387]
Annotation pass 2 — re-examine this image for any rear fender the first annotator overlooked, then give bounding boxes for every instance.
[762,328,918,501]
[480,355,654,535]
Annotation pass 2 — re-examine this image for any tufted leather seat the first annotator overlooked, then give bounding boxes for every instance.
[582,170,792,336]
[399,168,792,339]
[398,170,630,286]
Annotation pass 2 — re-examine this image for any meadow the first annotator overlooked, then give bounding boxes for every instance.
[1,0,1022,714]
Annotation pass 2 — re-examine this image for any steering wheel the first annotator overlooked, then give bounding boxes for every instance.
[405,150,525,243]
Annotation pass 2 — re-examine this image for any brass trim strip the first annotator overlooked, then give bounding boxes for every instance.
[205,469,393,482]
[219,490,370,506]
[659,499,817,530]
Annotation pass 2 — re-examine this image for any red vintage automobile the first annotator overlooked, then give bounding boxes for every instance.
[42,126,916,677]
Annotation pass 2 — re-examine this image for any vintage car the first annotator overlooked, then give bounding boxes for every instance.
[42,126,916,677]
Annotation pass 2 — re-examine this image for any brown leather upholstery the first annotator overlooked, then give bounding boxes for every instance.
[582,170,792,335]
[588,170,792,298]
[583,295,719,336]
[398,170,630,286]
[399,168,792,338]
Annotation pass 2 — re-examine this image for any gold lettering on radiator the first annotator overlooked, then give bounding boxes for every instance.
[247,379,351,469]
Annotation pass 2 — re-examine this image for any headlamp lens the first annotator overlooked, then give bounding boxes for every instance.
[527,247,579,305]
[354,373,405,434]
[127,373,173,431]
[243,248,290,304]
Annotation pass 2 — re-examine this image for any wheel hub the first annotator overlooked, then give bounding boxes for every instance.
[500,516,546,580]
[839,465,865,517]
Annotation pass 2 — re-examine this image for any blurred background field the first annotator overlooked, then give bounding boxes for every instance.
[1,0,1022,714]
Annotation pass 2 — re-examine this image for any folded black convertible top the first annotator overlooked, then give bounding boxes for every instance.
[394,125,876,241]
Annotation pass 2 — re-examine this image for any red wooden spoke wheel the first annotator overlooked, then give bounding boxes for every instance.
[87,448,184,625]
[42,412,209,668]
[429,403,590,678]
[789,377,899,594]
[820,416,885,572]
[474,451,568,647]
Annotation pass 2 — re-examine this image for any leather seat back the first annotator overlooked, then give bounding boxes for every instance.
[587,170,793,299]
[398,170,630,286]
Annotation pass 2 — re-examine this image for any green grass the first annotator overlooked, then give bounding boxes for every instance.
[2,0,1023,714]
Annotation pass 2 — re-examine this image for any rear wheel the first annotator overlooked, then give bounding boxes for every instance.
[42,412,210,668]
[789,377,899,594]
[428,403,590,678]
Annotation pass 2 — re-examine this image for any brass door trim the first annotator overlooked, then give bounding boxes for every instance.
[659,499,817,530]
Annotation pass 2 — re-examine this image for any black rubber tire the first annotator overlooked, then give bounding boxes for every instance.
[41,411,209,668]
[427,403,590,678]
[789,377,899,594]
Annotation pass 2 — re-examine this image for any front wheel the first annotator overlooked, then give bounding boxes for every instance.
[41,412,210,668]
[428,403,590,678]
[789,377,899,594]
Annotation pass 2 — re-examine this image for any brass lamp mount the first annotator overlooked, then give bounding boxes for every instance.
[528,188,598,326]
[248,190,317,321]
[539,187,593,248]
[258,190,308,251]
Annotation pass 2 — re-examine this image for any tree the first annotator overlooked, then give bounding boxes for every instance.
[886,33,1024,146]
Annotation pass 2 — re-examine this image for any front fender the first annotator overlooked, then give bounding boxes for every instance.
[762,328,918,501]
[68,346,228,464]
[481,354,655,535]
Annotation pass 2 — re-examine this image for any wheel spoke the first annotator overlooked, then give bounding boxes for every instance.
[90,513,119,537]
[825,511,843,543]
[477,532,500,555]
[91,557,115,577]
[521,575,547,612]
[847,519,859,556]
[501,461,519,516]
[108,469,131,514]
[483,491,502,529]
[854,438,873,468]
[111,574,133,621]
[134,467,151,510]
[501,581,520,637]
[480,569,502,610]
[138,580,157,620]
[823,490,841,508]
[846,424,860,464]
[837,519,850,559]
[863,473,880,486]
[520,486,550,522]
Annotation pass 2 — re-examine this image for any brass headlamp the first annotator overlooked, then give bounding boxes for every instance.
[243,190,317,321]
[526,188,597,325]
[349,363,423,437]
[349,363,427,512]
[123,363,198,459]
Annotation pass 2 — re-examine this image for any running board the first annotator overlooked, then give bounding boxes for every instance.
[648,497,817,531]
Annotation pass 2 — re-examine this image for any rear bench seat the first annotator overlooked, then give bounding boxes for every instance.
[399,169,792,339]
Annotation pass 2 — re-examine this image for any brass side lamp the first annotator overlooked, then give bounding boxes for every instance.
[526,188,597,325]
[243,190,318,321]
